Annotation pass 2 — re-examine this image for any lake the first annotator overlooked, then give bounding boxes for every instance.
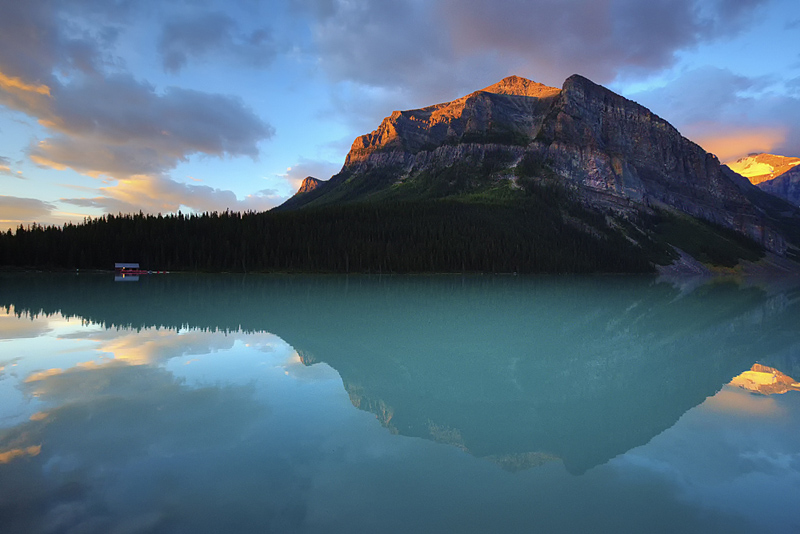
[1,273,799,533]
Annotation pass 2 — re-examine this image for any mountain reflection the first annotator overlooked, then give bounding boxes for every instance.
[730,364,800,395]
[2,273,800,475]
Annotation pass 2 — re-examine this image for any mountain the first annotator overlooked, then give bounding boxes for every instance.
[278,74,800,268]
[278,176,324,210]
[6,77,800,274]
[730,364,800,395]
[727,153,800,208]
[296,176,322,193]
[727,153,800,185]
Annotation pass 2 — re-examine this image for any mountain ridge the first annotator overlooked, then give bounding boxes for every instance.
[727,153,800,184]
[727,153,800,208]
[277,74,800,267]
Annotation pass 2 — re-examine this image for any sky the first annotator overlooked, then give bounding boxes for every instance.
[1,0,799,231]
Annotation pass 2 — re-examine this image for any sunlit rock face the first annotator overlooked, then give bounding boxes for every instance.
[283,74,800,255]
[296,176,322,194]
[727,153,800,208]
[727,154,800,185]
[274,176,324,211]
[730,364,800,395]
[344,76,560,165]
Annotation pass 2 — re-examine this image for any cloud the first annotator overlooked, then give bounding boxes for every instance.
[158,11,276,73]
[0,155,25,179]
[23,74,274,180]
[684,125,788,162]
[0,327,321,533]
[442,0,767,84]
[630,67,760,124]
[54,327,283,366]
[280,158,340,192]
[0,0,274,188]
[613,383,800,533]
[0,445,41,464]
[289,0,776,144]
[0,168,25,179]
[0,196,57,227]
[630,67,800,159]
[298,0,769,97]
[0,0,128,104]
[296,0,511,105]
[60,174,283,215]
[0,312,51,340]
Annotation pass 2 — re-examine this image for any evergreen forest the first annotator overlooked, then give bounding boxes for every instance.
[0,198,660,274]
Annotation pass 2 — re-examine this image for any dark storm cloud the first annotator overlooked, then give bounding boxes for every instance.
[158,11,276,73]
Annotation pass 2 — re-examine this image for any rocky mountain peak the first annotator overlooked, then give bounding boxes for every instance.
[726,153,800,184]
[343,74,560,165]
[730,364,800,395]
[297,176,323,194]
[479,75,560,98]
[726,153,800,208]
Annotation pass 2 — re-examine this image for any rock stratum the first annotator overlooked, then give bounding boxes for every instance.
[278,74,800,265]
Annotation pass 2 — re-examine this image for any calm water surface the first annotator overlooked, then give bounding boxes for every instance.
[1,273,799,533]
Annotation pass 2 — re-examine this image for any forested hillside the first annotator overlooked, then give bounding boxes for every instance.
[0,196,660,274]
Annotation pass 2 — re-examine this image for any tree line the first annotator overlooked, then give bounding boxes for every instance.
[0,199,657,274]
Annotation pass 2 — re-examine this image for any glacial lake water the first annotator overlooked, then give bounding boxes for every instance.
[1,273,800,533]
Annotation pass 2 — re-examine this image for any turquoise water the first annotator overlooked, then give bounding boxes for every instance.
[1,273,799,533]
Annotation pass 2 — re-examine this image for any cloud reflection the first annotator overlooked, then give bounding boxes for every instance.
[0,445,41,464]
[0,310,52,340]
[2,275,800,532]
[613,382,800,533]
[55,326,284,367]
[703,386,783,417]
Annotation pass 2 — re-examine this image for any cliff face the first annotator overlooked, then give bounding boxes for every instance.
[345,75,560,165]
[758,167,800,207]
[282,74,800,257]
[536,76,786,253]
